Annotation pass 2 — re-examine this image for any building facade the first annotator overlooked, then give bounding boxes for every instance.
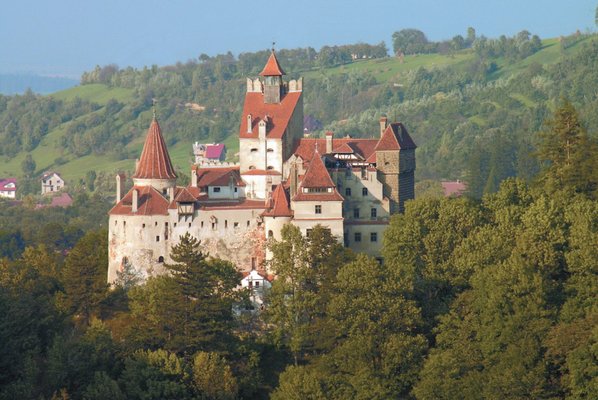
[108,51,416,284]
[0,178,16,199]
[41,172,65,195]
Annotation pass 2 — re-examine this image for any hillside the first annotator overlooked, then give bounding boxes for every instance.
[0,32,596,195]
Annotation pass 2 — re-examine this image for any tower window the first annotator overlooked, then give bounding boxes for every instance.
[362,188,368,196]
[345,188,352,196]
[370,232,378,242]
[156,236,160,242]
[267,148,274,152]
[371,208,377,218]
[315,205,322,214]
[268,230,273,238]
[354,232,361,242]
[158,256,164,263]
[250,148,258,152]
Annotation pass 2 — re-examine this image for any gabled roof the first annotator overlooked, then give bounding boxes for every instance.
[239,92,302,139]
[174,187,197,203]
[300,151,335,188]
[0,178,17,191]
[195,166,246,187]
[205,144,226,159]
[292,138,378,163]
[375,122,417,151]
[263,184,293,217]
[109,185,170,216]
[133,118,177,180]
[41,172,62,180]
[259,51,286,76]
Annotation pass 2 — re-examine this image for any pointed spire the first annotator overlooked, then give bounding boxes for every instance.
[259,49,286,76]
[133,117,177,180]
[300,148,335,188]
[263,184,293,217]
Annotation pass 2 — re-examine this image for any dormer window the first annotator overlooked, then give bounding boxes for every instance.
[177,202,194,215]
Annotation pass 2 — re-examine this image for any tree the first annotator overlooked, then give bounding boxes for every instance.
[536,99,598,196]
[192,352,238,400]
[21,154,36,178]
[85,170,97,192]
[392,29,430,55]
[60,230,108,325]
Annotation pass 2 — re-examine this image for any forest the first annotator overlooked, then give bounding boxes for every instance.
[0,98,596,399]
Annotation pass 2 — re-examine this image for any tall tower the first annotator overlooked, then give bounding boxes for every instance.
[260,49,286,104]
[375,121,416,213]
[132,116,177,193]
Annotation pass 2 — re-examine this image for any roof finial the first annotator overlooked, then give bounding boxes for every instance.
[272,41,276,52]
[152,98,157,119]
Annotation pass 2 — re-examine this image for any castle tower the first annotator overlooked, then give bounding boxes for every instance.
[239,49,303,200]
[260,49,286,104]
[132,116,177,193]
[375,122,416,213]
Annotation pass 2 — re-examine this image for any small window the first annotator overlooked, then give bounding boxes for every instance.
[370,232,378,242]
[255,281,260,287]
[354,232,361,242]
[212,222,216,230]
[267,166,274,170]
[155,221,158,226]
[123,221,126,227]
[142,223,146,228]
[315,205,322,214]
[234,222,239,228]
[268,230,273,238]
[353,208,360,218]
[201,221,204,228]
[250,148,258,152]
[114,220,117,226]
[371,208,377,218]
[213,187,221,193]
[362,188,368,196]
[158,256,164,263]
[249,166,256,170]
[234,187,238,193]
[173,223,177,227]
[156,236,160,242]
[188,222,191,228]
[225,220,228,228]
[247,221,250,227]
[345,188,352,196]
[267,148,274,152]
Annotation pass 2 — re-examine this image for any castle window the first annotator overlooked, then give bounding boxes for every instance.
[370,232,378,242]
[345,188,352,196]
[255,281,260,287]
[268,230,273,238]
[225,220,228,228]
[212,222,216,230]
[249,165,256,170]
[267,166,274,170]
[234,187,238,193]
[201,221,204,228]
[247,221,250,227]
[142,223,146,228]
[315,205,322,214]
[354,232,361,242]
[353,208,360,218]
[234,222,239,228]
[158,256,164,263]
[251,148,258,152]
[114,220,117,225]
[156,236,160,242]
[362,188,368,196]
[188,223,191,228]
[164,222,168,240]
[213,187,221,193]
[155,222,158,226]
[174,223,177,227]
[267,148,274,152]
[123,221,126,227]
[371,208,377,218]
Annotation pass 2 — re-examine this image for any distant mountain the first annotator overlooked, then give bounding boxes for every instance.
[0,73,78,95]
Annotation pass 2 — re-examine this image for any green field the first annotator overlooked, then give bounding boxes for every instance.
[50,83,134,104]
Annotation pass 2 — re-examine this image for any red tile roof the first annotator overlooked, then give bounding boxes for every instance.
[133,118,177,180]
[441,181,467,197]
[300,151,335,188]
[242,169,282,176]
[239,92,302,139]
[263,184,293,217]
[375,122,417,151]
[195,167,246,187]
[198,199,267,210]
[259,51,286,76]
[174,187,197,203]
[49,192,72,208]
[109,185,170,216]
[292,191,344,202]
[292,138,379,163]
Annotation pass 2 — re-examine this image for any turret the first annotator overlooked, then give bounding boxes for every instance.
[260,49,285,104]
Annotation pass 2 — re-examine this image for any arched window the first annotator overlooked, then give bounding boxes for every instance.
[158,256,164,263]
[267,148,274,152]
[268,230,274,238]
[249,165,256,170]
[267,166,274,170]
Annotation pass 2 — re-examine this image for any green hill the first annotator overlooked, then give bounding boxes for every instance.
[1,33,596,195]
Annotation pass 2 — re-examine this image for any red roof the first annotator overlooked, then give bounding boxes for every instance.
[239,92,302,139]
[109,185,170,216]
[174,187,197,203]
[442,181,467,197]
[195,167,245,187]
[133,118,177,180]
[293,138,378,163]
[375,123,417,151]
[198,199,267,210]
[259,51,286,76]
[49,192,72,207]
[242,169,282,176]
[205,144,225,159]
[0,178,17,192]
[292,191,344,202]
[263,184,293,217]
[300,151,335,188]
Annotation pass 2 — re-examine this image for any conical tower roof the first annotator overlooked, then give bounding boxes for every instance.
[259,50,286,76]
[133,117,177,180]
[300,150,335,188]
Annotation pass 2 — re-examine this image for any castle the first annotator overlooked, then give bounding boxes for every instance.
[107,51,416,284]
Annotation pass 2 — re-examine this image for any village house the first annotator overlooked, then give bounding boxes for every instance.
[107,50,416,284]
[0,178,17,199]
[41,172,65,195]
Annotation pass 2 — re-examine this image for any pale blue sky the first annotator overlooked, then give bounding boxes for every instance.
[0,0,595,77]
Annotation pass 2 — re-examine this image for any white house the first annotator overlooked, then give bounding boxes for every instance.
[41,172,65,195]
[0,178,17,199]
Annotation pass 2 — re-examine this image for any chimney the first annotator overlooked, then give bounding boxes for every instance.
[115,173,125,203]
[132,189,138,213]
[191,168,198,187]
[379,116,388,137]
[290,162,298,197]
[168,186,175,202]
[246,114,252,134]
[325,131,333,154]
[258,118,267,139]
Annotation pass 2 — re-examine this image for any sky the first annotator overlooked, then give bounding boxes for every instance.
[0,0,596,78]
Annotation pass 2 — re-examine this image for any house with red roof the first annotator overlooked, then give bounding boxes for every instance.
[0,178,17,199]
[193,142,227,164]
[107,51,416,285]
